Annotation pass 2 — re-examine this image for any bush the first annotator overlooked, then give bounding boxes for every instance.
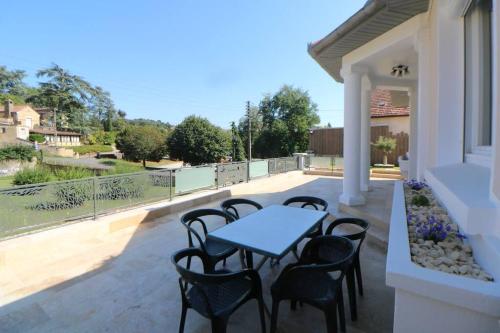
[0,145,36,162]
[87,130,116,145]
[29,134,46,143]
[116,125,167,166]
[412,194,430,207]
[13,167,52,185]
[73,145,113,155]
[53,167,95,180]
[167,116,230,165]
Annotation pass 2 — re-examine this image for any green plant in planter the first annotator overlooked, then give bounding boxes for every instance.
[371,136,396,165]
[412,194,430,207]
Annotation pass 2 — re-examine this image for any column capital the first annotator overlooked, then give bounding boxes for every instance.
[340,65,370,79]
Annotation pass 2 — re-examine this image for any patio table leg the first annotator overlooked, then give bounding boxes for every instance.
[245,250,254,269]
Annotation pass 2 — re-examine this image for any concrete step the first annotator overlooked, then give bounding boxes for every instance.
[370,168,401,175]
[304,169,402,180]
[338,203,389,232]
[371,172,403,180]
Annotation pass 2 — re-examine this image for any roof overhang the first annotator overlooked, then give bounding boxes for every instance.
[308,0,430,83]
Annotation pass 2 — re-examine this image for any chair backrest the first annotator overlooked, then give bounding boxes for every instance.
[299,235,354,269]
[272,236,354,298]
[282,196,328,211]
[171,247,261,316]
[180,209,235,252]
[324,217,369,252]
[220,198,263,219]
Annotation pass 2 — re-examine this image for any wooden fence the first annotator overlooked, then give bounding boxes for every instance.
[308,125,409,165]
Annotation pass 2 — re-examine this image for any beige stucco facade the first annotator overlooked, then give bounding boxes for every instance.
[371,115,410,134]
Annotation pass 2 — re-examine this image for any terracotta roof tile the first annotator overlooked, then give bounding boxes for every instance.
[370,89,410,118]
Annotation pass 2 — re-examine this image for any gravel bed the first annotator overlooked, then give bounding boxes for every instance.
[404,181,494,282]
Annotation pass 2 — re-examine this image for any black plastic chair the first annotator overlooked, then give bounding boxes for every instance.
[220,198,263,219]
[180,209,238,272]
[283,196,329,238]
[325,218,369,321]
[270,236,354,333]
[172,247,267,333]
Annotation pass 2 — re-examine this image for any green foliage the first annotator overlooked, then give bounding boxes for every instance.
[87,130,116,145]
[250,85,320,158]
[372,136,397,154]
[0,145,35,162]
[53,167,95,180]
[29,133,46,143]
[167,116,231,165]
[253,120,290,158]
[72,145,113,155]
[126,118,172,131]
[230,122,246,161]
[116,125,167,166]
[13,167,52,185]
[412,194,430,207]
[372,136,397,165]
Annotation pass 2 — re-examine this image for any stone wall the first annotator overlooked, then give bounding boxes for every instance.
[0,159,36,176]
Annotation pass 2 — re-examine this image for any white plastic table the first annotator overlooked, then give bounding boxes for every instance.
[208,204,328,269]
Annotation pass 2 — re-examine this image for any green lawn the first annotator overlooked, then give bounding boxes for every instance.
[0,176,14,188]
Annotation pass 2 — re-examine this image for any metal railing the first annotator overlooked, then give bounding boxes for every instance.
[0,156,299,239]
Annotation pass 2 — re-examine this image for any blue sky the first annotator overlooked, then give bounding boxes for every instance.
[3,0,365,128]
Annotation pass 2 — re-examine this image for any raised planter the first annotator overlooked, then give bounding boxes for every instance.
[386,181,500,333]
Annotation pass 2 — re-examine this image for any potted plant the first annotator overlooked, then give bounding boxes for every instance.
[372,136,396,167]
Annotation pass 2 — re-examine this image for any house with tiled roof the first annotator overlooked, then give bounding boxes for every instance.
[370,89,410,134]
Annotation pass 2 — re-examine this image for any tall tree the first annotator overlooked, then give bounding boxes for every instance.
[230,121,245,161]
[252,85,320,157]
[167,116,231,165]
[116,125,167,167]
[0,66,31,104]
[28,64,93,130]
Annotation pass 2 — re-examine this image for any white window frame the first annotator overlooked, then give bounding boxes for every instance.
[464,0,493,166]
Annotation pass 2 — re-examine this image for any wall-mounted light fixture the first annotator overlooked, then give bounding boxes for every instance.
[391,64,409,77]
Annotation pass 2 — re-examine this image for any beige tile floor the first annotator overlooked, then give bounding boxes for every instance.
[0,173,395,333]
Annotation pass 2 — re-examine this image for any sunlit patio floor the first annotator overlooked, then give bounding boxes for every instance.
[0,172,395,333]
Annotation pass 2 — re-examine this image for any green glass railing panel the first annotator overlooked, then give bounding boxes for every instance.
[95,170,172,215]
[0,179,95,238]
[175,166,216,194]
[334,157,344,168]
[309,156,334,169]
[285,157,298,171]
[249,160,268,178]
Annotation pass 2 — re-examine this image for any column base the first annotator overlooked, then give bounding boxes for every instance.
[339,192,366,206]
[360,184,372,192]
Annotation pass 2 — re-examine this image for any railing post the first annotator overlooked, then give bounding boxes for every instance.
[247,160,250,182]
[216,165,220,189]
[92,176,97,220]
[169,170,173,201]
[284,158,288,173]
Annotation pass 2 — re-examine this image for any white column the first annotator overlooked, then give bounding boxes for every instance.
[408,86,418,180]
[340,69,365,206]
[417,28,431,181]
[360,76,372,192]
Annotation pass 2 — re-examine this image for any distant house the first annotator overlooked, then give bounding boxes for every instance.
[29,127,82,146]
[0,100,81,146]
[370,89,409,134]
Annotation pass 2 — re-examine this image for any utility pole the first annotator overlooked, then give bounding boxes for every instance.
[246,101,251,161]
